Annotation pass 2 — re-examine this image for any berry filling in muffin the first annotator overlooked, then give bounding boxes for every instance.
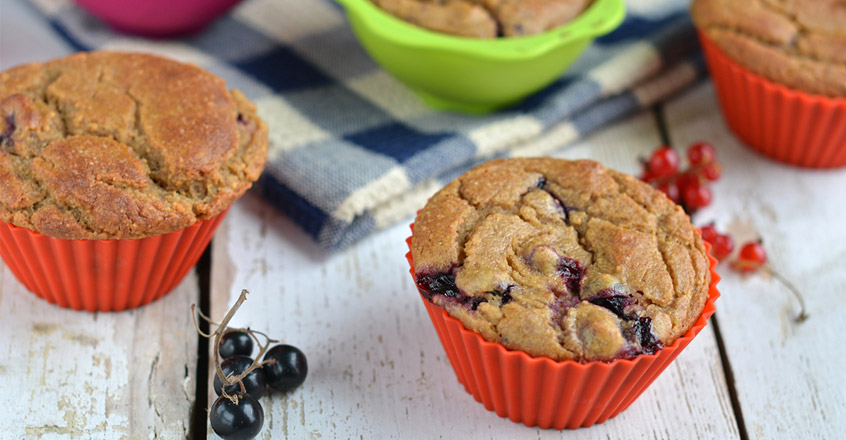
[0,113,15,149]
[417,269,664,358]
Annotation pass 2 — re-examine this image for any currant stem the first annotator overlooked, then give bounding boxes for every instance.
[221,388,240,405]
[764,265,809,323]
[213,290,251,389]
[248,328,278,344]
[195,306,222,327]
[190,304,214,338]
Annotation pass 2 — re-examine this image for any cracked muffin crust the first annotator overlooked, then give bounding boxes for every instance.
[691,0,846,97]
[411,158,710,362]
[0,51,268,239]
[372,0,593,38]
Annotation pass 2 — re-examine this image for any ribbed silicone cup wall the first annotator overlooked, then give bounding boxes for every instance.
[699,32,846,168]
[406,224,720,429]
[0,210,226,312]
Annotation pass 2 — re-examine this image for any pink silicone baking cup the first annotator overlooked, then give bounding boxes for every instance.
[406,224,720,429]
[698,32,846,168]
[0,210,226,312]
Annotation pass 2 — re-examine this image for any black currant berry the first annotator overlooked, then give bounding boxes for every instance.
[263,344,308,393]
[209,393,264,440]
[213,355,267,400]
[219,330,254,359]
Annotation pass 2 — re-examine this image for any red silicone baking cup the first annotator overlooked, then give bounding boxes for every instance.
[0,210,226,312]
[406,224,720,429]
[698,32,846,168]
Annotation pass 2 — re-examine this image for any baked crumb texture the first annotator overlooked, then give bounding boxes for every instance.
[372,0,593,38]
[0,51,268,239]
[692,0,846,97]
[411,158,710,362]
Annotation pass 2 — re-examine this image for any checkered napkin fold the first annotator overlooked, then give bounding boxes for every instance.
[31,0,704,251]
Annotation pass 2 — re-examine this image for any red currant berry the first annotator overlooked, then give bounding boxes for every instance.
[645,146,680,178]
[702,163,722,181]
[656,180,681,203]
[688,142,716,165]
[676,172,699,193]
[700,224,733,260]
[700,224,719,244]
[732,241,767,273]
[682,181,712,210]
[712,234,735,261]
[640,169,656,183]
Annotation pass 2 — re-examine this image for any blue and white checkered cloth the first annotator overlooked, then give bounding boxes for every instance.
[26,0,704,251]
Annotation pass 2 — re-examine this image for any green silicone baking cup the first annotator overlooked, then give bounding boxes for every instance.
[335,0,626,114]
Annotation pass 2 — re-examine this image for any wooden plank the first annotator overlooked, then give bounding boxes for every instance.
[663,82,846,439]
[0,263,199,439]
[208,112,739,439]
[0,6,200,434]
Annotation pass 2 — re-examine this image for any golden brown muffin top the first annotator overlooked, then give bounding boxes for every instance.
[372,0,592,38]
[692,0,846,97]
[0,51,268,239]
[411,158,710,362]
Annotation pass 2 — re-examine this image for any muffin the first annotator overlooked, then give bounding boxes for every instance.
[372,0,593,38]
[691,0,846,167]
[406,158,719,428]
[0,51,267,311]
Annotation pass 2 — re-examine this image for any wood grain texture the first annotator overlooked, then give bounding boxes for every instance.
[663,82,846,440]
[0,263,199,439]
[208,113,740,439]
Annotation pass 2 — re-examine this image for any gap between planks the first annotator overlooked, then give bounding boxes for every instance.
[191,246,213,439]
[652,104,748,440]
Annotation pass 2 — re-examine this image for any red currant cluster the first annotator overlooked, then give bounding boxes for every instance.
[700,224,771,273]
[699,224,807,323]
[640,142,722,213]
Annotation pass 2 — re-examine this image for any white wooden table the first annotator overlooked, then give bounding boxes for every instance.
[2,2,845,438]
